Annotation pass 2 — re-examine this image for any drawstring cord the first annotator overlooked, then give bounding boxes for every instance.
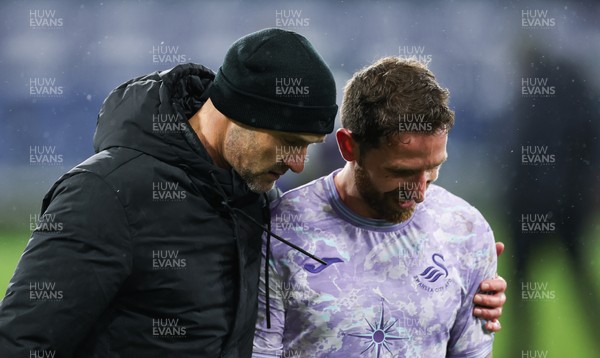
[207,172,325,329]
[230,208,326,265]
[206,172,325,264]
[230,204,327,330]
[263,195,272,329]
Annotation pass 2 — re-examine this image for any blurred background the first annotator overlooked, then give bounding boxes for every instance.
[1,0,599,356]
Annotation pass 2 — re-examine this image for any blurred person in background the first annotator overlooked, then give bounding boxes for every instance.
[505,45,600,356]
[253,57,506,358]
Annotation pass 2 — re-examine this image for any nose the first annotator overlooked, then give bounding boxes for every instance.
[283,154,307,173]
[279,145,309,174]
[413,172,429,204]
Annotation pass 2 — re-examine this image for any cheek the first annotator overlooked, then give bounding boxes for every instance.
[252,144,281,171]
[374,176,402,195]
[245,133,271,158]
[361,165,398,195]
[222,133,241,166]
[428,169,440,182]
[225,130,271,171]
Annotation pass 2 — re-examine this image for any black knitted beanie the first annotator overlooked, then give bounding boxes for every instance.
[208,28,338,134]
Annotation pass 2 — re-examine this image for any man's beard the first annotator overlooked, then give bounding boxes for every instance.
[238,168,275,194]
[232,157,285,194]
[354,164,416,224]
[223,126,289,194]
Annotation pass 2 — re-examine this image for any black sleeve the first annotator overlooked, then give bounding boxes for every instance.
[0,171,132,357]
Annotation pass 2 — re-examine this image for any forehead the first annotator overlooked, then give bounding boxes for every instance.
[267,129,326,144]
[233,119,327,144]
[370,132,448,165]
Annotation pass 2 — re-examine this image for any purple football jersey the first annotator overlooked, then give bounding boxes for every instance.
[253,170,496,358]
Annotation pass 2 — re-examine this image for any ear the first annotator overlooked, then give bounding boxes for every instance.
[336,128,359,162]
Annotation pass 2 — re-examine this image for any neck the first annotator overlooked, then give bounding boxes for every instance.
[333,163,380,220]
[188,99,230,169]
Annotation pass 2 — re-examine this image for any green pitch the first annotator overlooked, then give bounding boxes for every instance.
[0,222,598,357]
[0,232,27,293]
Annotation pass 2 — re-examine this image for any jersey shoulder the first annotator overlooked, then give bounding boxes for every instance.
[425,184,488,221]
[422,184,492,237]
[271,174,329,214]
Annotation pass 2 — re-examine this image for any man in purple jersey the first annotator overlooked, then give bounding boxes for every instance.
[253,57,506,357]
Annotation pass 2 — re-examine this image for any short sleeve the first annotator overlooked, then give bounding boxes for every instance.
[447,220,497,358]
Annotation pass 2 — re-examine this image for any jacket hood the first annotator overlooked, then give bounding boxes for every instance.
[93,63,258,203]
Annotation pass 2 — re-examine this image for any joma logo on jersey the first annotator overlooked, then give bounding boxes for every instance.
[303,257,343,273]
[413,254,452,293]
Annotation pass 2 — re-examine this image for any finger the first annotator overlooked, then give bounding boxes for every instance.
[484,319,502,332]
[474,292,507,308]
[495,242,505,257]
[480,276,507,292]
[473,306,503,321]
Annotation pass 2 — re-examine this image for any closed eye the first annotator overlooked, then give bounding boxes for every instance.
[387,164,443,177]
[388,168,419,176]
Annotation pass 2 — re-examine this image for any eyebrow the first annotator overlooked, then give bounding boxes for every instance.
[385,156,448,174]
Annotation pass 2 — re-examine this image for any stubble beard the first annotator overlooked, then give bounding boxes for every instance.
[354,163,416,224]
[223,126,277,194]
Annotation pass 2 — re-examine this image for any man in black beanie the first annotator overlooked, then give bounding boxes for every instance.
[198,27,338,193]
[0,28,336,358]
